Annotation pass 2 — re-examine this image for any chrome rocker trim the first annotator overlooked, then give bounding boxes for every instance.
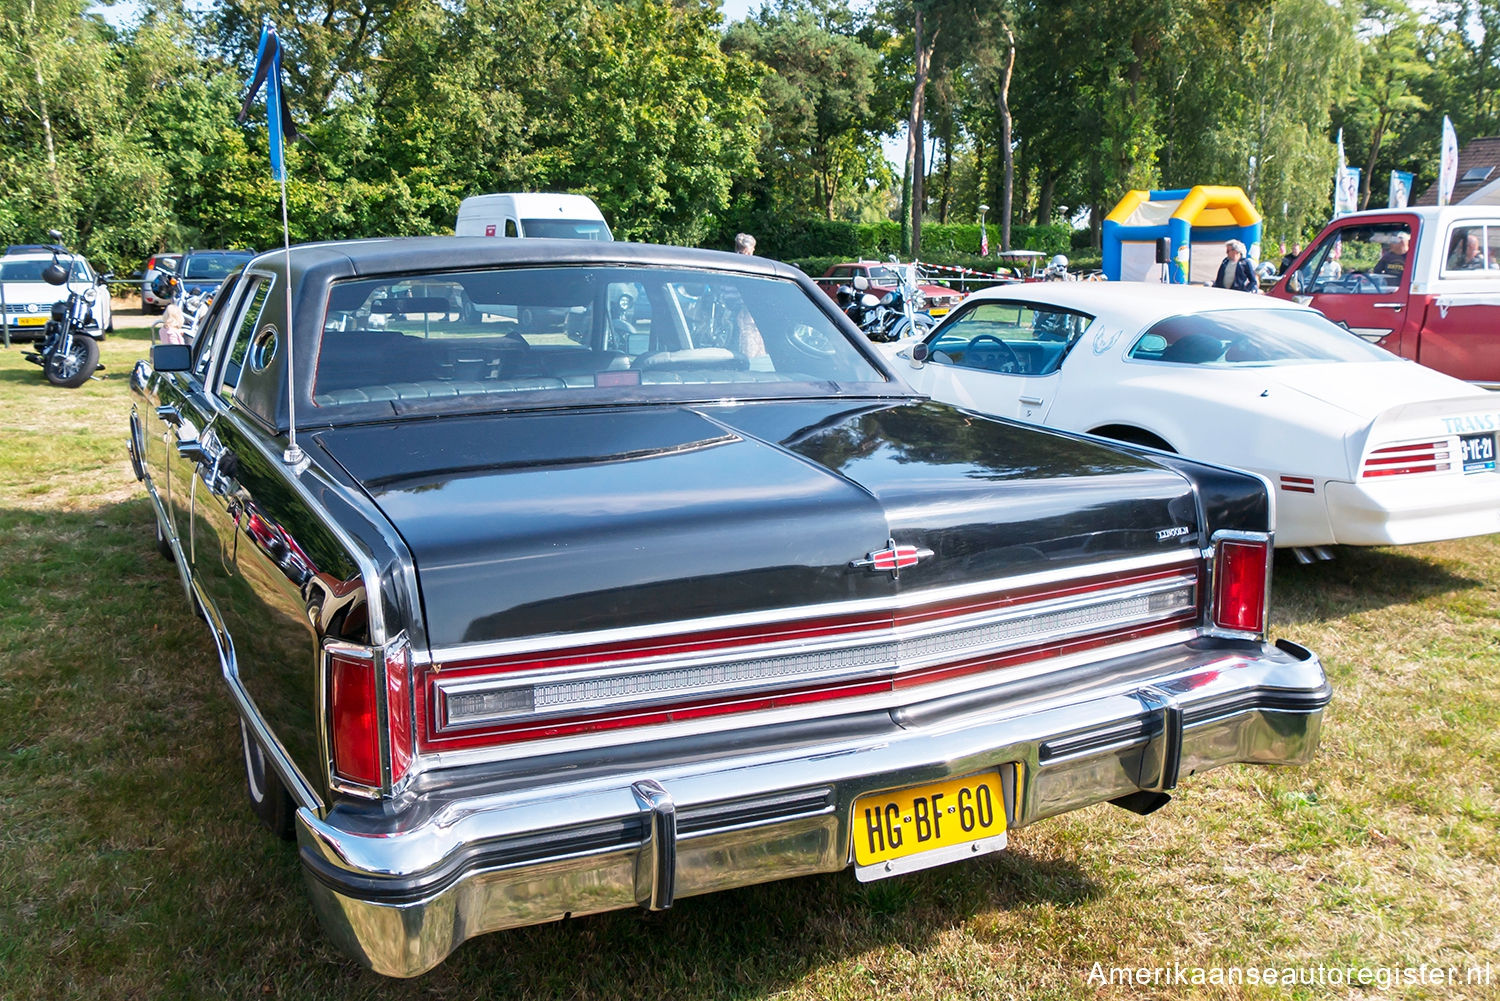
[297,637,1329,977]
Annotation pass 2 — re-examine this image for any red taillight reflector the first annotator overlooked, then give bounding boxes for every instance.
[1279,475,1315,494]
[1213,539,1269,634]
[330,652,381,787]
[387,647,412,785]
[1362,441,1451,478]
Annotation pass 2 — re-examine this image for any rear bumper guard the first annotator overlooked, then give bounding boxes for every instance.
[297,637,1329,977]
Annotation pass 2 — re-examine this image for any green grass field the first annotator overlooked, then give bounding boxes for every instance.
[1,307,1496,999]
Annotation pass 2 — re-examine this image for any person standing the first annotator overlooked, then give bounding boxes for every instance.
[1278,242,1302,276]
[1215,240,1258,292]
[734,233,756,255]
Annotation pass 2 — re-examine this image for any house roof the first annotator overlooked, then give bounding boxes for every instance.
[1414,135,1500,205]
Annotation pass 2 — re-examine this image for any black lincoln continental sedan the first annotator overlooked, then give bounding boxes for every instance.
[128,238,1330,976]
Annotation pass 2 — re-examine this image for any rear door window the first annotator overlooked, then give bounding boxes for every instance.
[1443,224,1499,274]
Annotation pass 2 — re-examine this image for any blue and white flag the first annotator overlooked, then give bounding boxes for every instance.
[236,23,302,182]
[1389,170,1413,208]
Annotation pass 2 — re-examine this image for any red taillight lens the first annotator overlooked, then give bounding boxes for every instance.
[329,643,413,790]
[387,645,412,785]
[330,652,380,787]
[1362,440,1450,478]
[1212,538,1269,635]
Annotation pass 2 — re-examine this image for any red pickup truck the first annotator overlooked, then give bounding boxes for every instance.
[1268,206,1500,387]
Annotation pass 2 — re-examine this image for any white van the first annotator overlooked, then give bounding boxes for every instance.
[454,192,613,241]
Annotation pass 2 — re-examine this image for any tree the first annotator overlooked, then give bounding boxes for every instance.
[1349,1,1431,208]
[724,1,882,220]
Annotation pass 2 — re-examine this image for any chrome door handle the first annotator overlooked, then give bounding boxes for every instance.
[1019,395,1044,406]
[156,404,183,427]
[1372,302,1404,310]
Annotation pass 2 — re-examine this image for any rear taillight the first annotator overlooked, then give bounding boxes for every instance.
[1210,533,1270,636]
[327,637,413,794]
[330,650,380,787]
[145,255,157,270]
[1362,440,1450,478]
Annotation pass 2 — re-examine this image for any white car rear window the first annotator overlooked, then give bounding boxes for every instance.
[1129,309,1395,366]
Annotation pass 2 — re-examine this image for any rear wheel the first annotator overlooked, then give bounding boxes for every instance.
[1090,425,1176,453]
[44,335,99,388]
[239,718,295,839]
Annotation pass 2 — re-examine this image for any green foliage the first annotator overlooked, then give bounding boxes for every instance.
[0,0,1492,275]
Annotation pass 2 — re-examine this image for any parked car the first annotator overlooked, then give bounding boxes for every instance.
[816,261,964,316]
[455,192,613,240]
[892,282,1500,557]
[0,248,112,341]
[177,248,255,302]
[1267,206,1500,387]
[129,237,1328,976]
[141,252,182,312]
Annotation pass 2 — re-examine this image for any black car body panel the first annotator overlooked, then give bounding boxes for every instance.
[128,237,1329,977]
[317,400,1201,647]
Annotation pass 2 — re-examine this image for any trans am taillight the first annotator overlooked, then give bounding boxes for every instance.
[326,637,413,795]
[1361,440,1450,478]
[1210,532,1270,637]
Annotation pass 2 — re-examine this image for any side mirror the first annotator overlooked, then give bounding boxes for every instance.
[853,275,869,291]
[911,342,930,364]
[98,272,114,284]
[151,343,192,372]
[47,228,63,241]
[1286,273,1302,294]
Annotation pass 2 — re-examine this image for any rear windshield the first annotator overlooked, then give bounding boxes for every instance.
[1128,308,1395,366]
[519,219,612,241]
[183,253,253,280]
[314,266,890,409]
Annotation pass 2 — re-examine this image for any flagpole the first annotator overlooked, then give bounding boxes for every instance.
[280,170,302,466]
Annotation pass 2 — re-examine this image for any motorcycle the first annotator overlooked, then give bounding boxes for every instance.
[836,267,938,344]
[22,230,108,388]
[149,270,211,343]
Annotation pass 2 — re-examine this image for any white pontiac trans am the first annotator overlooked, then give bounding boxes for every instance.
[891,282,1500,554]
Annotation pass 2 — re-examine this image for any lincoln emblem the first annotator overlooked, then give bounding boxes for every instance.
[850,538,935,579]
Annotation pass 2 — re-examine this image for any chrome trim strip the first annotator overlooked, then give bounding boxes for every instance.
[192,577,324,812]
[434,574,1198,732]
[426,549,1201,668]
[416,627,1201,771]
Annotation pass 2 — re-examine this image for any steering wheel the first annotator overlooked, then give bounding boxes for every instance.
[1341,271,1379,294]
[965,333,1021,373]
[790,323,838,358]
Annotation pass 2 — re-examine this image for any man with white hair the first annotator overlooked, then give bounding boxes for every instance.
[1215,239,1258,292]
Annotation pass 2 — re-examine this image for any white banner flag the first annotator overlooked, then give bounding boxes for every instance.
[1439,116,1459,206]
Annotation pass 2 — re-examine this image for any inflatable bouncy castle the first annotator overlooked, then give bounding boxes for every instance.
[1102,186,1262,283]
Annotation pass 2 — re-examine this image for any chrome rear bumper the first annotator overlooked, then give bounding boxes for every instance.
[297,637,1328,977]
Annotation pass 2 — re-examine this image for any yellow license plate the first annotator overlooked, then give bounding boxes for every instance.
[16,315,45,326]
[852,770,1007,878]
